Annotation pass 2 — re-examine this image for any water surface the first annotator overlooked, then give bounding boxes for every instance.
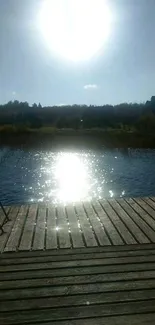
[0,148,155,205]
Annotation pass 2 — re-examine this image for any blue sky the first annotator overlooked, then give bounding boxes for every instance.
[0,0,155,106]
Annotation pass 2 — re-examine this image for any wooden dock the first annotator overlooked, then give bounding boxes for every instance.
[1,245,155,324]
[1,197,155,252]
[1,197,155,324]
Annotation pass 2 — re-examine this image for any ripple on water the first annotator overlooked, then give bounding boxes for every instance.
[0,148,155,205]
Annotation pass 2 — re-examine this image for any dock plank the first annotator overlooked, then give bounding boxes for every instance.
[2,270,155,290]
[144,197,155,210]
[3,248,155,265]
[10,315,155,325]
[112,199,149,244]
[0,206,10,228]
[4,205,29,252]
[75,203,97,247]
[46,205,57,249]
[19,204,38,251]
[117,199,151,243]
[2,254,155,272]
[100,200,136,244]
[0,206,16,252]
[32,205,46,250]
[57,206,71,248]
[2,243,155,259]
[0,300,155,324]
[1,279,155,300]
[0,198,155,252]
[1,246,155,324]
[134,198,155,221]
[2,261,155,281]
[92,200,124,245]
[3,315,155,325]
[0,289,155,312]
[83,201,111,246]
[126,198,155,237]
[66,205,84,248]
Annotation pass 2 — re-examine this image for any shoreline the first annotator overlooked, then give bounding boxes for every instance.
[0,129,155,149]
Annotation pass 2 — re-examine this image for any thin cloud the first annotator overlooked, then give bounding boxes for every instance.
[57,103,67,106]
[84,84,98,90]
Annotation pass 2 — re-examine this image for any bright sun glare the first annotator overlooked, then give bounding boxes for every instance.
[38,0,112,61]
[54,153,90,202]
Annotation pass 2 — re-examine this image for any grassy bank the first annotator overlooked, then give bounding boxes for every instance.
[0,126,155,149]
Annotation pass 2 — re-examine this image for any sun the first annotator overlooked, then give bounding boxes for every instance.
[38,0,112,61]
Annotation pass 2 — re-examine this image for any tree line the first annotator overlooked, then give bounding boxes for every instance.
[1,97,155,132]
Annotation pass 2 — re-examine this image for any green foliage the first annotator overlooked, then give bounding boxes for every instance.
[0,125,29,133]
[0,97,155,134]
[0,125,16,133]
[136,112,155,133]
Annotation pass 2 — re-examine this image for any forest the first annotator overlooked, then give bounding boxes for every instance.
[0,96,155,132]
[1,96,155,148]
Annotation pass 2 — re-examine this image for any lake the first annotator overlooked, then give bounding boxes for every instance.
[0,148,155,205]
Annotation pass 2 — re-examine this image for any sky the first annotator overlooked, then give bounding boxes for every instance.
[0,0,155,106]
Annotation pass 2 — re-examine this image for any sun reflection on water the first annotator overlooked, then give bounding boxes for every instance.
[49,153,91,203]
[24,150,127,204]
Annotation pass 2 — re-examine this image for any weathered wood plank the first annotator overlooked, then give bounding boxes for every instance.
[19,204,38,251]
[1,289,155,312]
[46,205,57,249]
[83,201,111,246]
[2,255,155,272]
[66,205,84,248]
[117,199,151,243]
[1,198,155,253]
[1,279,155,300]
[126,198,155,237]
[4,205,29,252]
[144,197,155,210]
[2,243,155,259]
[135,198,155,221]
[100,200,136,244]
[76,203,97,247]
[0,206,17,253]
[5,314,155,325]
[32,205,46,250]
[2,270,155,290]
[1,262,155,281]
[0,300,155,324]
[0,206,10,227]
[57,206,71,248]
[112,199,149,244]
[3,248,155,266]
[92,201,124,245]
[10,314,155,325]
